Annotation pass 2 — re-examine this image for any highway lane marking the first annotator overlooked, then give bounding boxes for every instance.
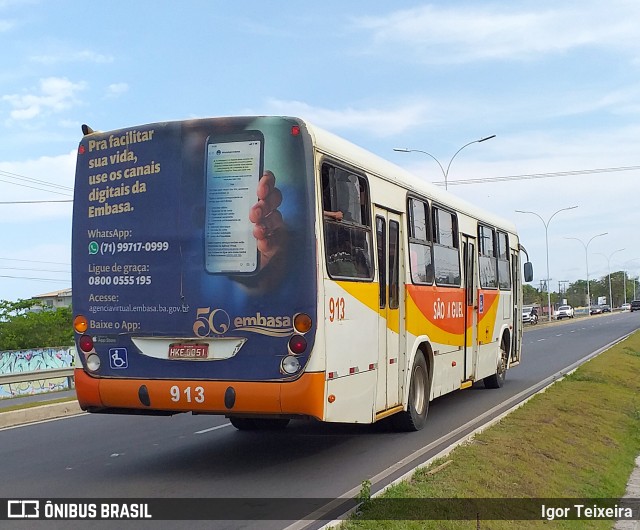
[194,423,232,434]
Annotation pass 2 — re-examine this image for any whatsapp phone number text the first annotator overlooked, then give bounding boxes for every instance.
[99,241,169,255]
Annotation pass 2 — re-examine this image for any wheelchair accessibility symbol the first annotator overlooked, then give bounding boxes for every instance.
[109,348,128,369]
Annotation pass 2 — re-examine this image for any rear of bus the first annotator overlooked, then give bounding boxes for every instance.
[72,117,323,425]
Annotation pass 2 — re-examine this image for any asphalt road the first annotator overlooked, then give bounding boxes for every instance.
[1,312,638,530]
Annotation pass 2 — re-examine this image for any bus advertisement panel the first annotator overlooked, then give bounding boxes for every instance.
[72,117,317,403]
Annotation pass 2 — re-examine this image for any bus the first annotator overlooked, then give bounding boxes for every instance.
[72,116,533,431]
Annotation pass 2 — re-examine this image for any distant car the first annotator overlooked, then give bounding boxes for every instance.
[590,305,603,315]
[601,305,611,313]
[556,305,574,320]
[631,300,640,312]
[621,303,631,311]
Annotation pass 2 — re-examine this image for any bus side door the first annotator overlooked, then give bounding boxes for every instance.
[375,208,405,411]
[510,248,522,364]
[462,234,479,380]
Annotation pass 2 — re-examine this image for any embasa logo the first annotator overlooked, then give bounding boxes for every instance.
[194,308,293,337]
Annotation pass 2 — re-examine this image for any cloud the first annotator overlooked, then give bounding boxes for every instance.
[106,82,129,98]
[2,77,86,121]
[263,98,433,137]
[351,2,640,64]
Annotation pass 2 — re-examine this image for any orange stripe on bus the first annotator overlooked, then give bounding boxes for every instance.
[74,370,326,420]
[407,285,466,335]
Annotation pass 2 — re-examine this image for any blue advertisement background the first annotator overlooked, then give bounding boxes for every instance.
[72,117,317,381]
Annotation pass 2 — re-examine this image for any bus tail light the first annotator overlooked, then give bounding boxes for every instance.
[74,315,88,333]
[86,353,101,371]
[293,313,312,333]
[281,355,301,375]
[288,335,307,354]
[79,334,94,353]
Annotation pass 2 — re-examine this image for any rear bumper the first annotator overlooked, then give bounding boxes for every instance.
[74,369,326,420]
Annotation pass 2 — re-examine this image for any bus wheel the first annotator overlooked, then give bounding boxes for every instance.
[483,341,508,389]
[392,351,429,432]
[229,417,290,430]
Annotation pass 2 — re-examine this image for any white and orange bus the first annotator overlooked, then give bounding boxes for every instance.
[72,116,533,431]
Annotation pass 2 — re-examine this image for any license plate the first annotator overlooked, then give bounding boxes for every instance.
[168,343,209,359]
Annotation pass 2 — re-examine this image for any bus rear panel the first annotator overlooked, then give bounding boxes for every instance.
[72,117,321,420]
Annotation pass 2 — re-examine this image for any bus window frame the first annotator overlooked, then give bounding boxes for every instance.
[407,195,434,286]
[388,219,400,309]
[431,204,461,288]
[478,224,499,290]
[376,215,387,308]
[497,230,511,290]
[321,160,374,282]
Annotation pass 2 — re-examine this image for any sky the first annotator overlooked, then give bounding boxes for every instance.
[1,0,639,303]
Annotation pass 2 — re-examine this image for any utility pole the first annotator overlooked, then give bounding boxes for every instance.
[558,281,569,304]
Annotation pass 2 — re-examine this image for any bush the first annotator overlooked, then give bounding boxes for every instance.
[0,299,73,350]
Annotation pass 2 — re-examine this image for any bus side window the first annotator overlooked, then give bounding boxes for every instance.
[322,163,373,280]
[432,206,460,286]
[497,231,511,290]
[408,197,433,284]
[478,224,498,288]
[376,216,386,308]
[389,220,400,309]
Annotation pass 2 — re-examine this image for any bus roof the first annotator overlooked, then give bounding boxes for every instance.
[301,118,517,235]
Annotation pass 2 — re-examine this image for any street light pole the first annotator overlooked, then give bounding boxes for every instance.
[393,135,495,190]
[621,258,640,306]
[596,249,625,309]
[565,233,608,315]
[515,206,578,322]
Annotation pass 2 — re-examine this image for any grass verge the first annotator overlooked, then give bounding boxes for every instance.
[339,332,640,529]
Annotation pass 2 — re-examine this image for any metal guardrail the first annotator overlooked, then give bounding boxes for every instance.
[0,367,74,386]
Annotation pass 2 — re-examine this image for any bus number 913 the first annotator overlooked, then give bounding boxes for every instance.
[170,385,205,403]
[328,297,345,322]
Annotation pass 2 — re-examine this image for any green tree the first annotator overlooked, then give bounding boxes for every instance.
[522,284,542,305]
[0,299,73,350]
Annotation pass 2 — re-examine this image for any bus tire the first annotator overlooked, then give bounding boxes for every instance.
[392,351,429,432]
[229,417,290,430]
[483,340,508,389]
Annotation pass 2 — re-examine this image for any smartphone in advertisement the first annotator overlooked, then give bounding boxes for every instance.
[204,130,264,274]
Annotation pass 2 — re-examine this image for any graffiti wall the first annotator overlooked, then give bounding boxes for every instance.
[0,347,75,399]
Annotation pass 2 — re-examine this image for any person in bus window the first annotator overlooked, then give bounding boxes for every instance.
[324,210,343,221]
[322,167,343,221]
